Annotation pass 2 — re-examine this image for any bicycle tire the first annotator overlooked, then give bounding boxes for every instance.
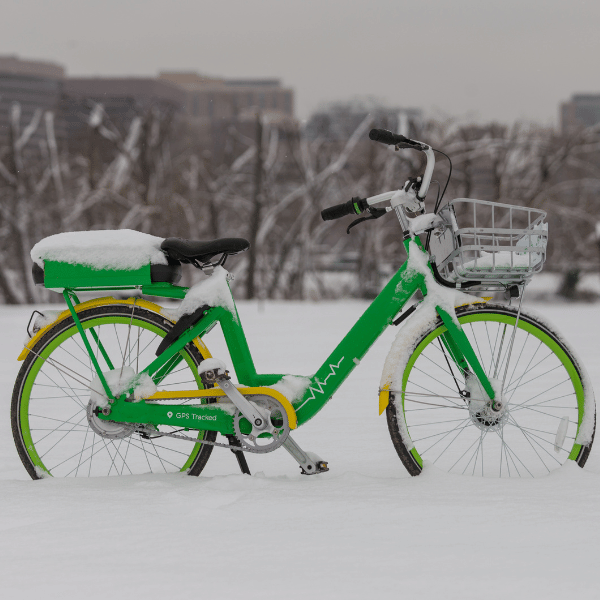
[12,303,217,479]
[386,303,595,477]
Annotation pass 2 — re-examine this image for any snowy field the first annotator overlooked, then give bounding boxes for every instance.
[0,299,599,599]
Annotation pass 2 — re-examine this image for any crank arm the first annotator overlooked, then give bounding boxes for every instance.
[282,436,329,475]
[216,377,271,433]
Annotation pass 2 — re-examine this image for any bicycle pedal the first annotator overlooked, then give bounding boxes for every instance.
[301,460,329,475]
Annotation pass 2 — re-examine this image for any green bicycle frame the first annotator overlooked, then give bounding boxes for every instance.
[75,237,495,433]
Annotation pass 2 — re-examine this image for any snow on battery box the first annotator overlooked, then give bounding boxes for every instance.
[30,230,180,290]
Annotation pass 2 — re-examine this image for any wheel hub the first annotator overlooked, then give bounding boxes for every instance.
[86,401,136,439]
[467,378,509,432]
[470,403,509,431]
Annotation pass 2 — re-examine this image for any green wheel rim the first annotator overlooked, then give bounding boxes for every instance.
[19,314,207,476]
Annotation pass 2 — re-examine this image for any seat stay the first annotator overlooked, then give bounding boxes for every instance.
[63,290,115,400]
[66,291,116,372]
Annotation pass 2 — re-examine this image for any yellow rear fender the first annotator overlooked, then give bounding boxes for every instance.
[18,297,212,361]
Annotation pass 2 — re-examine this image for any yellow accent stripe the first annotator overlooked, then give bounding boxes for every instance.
[147,387,298,429]
[18,297,211,361]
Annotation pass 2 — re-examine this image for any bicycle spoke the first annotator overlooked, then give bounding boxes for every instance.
[418,419,471,453]
[511,390,576,411]
[30,407,87,443]
[39,413,88,459]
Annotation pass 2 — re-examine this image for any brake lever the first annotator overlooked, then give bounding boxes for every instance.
[346,207,388,234]
[404,175,424,193]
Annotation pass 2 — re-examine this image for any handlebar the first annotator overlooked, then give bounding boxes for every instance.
[321,198,368,221]
[369,129,428,151]
[369,129,411,146]
[369,129,434,199]
[321,129,437,221]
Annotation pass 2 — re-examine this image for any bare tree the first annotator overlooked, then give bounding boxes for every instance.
[1,95,600,304]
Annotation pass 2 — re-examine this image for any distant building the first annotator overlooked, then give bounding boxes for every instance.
[158,72,295,163]
[62,77,186,140]
[0,55,65,147]
[0,56,294,157]
[561,94,600,133]
[158,72,294,122]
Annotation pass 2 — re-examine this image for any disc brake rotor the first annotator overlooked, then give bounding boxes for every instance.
[233,395,290,453]
[468,397,509,432]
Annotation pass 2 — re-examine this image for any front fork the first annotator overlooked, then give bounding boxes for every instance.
[436,306,495,401]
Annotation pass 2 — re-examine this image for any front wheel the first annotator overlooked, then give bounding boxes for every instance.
[386,304,595,477]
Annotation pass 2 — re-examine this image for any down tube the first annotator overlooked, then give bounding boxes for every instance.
[293,264,423,426]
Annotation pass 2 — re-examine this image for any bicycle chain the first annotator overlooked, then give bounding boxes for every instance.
[134,425,265,453]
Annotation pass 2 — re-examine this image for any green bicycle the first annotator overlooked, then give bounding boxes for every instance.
[12,129,595,479]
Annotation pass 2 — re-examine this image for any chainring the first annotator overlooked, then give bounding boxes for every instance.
[233,395,290,453]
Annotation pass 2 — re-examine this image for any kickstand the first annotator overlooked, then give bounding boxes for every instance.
[226,435,251,475]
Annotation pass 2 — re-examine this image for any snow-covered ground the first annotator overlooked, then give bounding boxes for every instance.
[0,299,599,599]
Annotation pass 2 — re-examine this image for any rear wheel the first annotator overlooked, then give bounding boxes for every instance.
[386,304,595,477]
[12,304,217,479]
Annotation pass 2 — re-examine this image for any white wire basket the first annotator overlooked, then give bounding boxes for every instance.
[432,198,548,286]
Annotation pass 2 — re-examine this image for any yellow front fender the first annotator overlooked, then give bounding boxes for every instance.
[379,388,391,415]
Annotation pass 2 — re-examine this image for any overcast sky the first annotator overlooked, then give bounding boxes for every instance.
[3,0,598,126]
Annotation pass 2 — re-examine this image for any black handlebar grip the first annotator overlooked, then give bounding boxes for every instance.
[321,200,357,221]
[369,129,410,146]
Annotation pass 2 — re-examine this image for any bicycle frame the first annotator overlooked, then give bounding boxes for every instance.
[61,238,496,436]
